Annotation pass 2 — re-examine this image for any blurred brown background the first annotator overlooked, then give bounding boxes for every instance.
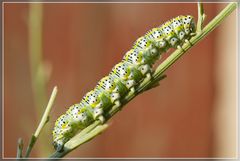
[3,3,237,158]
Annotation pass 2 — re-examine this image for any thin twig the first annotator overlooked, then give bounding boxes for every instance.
[17,138,23,158]
[48,2,237,158]
[25,86,58,157]
[34,87,58,137]
[197,2,206,33]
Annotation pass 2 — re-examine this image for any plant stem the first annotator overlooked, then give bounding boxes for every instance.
[197,2,206,33]
[17,138,23,158]
[48,2,237,158]
[25,86,58,158]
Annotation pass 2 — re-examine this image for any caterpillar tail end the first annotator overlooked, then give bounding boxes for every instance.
[53,141,64,152]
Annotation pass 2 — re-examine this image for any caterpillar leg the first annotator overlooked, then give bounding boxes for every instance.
[190,32,196,36]
[140,72,152,87]
[114,100,121,107]
[93,108,104,121]
[110,93,120,102]
[92,107,105,124]
[129,86,135,95]
[139,64,151,76]
[125,79,136,89]
[185,39,192,46]
[145,72,152,81]
[177,45,185,52]
[124,86,135,99]
[112,99,121,111]
[98,115,105,124]
[157,40,167,50]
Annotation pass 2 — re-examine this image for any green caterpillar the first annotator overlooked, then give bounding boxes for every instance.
[52,15,196,152]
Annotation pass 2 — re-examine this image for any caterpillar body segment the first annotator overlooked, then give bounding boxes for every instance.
[133,36,152,50]
[95,78,121,106]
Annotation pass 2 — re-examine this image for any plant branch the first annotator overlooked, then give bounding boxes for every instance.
[48,2,237,158]
[25,86,58,158]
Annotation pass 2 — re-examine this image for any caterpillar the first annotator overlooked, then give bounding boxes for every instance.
[52,15,196,151]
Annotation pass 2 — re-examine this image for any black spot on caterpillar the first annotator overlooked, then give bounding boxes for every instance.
[53,15,196,151]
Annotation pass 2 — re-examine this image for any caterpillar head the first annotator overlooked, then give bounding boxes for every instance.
[181,15,195,35]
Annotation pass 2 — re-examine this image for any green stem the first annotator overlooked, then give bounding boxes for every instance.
[197,2,206,32]
[25,87,58,157]
[48,2,237,158]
